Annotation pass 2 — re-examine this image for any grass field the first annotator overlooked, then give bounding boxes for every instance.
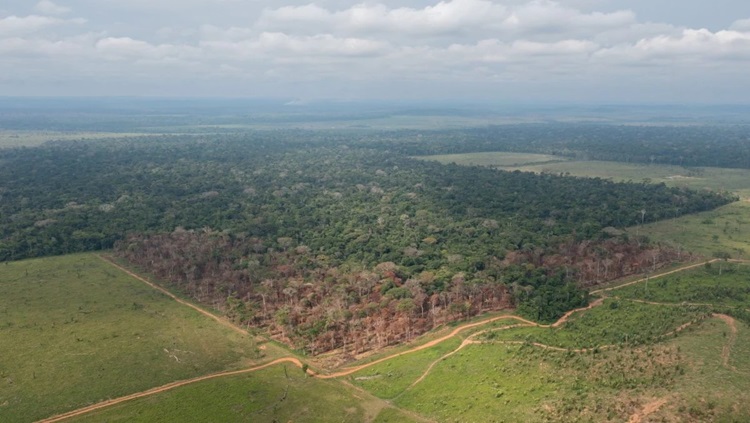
[480,299,709,349]
[423,151,750,259]
[615,263,750,308]
[423,153,750,198]
[0,254,266,423]
[636,201,750,259]
[0,131,154,148]
[418,152,568,168]
[69,365,396,423]
[5,253,748,422]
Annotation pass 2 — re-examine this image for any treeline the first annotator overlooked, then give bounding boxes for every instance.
[117,231,511,355]
[357,125,750,170]
[0,132,737,353]
[0,136,732,265]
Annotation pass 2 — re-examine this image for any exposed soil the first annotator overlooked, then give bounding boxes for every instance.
[715,313,738,370]
[627,397,669,423]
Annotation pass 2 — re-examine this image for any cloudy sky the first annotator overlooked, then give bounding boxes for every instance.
[2,0,750,102]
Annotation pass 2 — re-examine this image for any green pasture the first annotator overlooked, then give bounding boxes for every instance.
[350,337,463,399]
[418,152,567,168]
[70,365,390,423]
[0,254,264,423]
[0,131,153,148]
[480,299,708,349]
[424,152,750,197]
[393,340,682,423]
[637,201,750,259]
[614,263,750,308]
[659,316,750,422]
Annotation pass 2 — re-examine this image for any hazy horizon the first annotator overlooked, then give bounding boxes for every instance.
[2,1,750,103]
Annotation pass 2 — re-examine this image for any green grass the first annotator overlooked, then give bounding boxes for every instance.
[637,201,750,259]
[70,364,382,423]
[0,254,263,423]
[481,299,709,349]
[615,263,750,308]
[661,317,750,422]
[425,152,750,259]
[509,161,750,197]
[350,337,463,399]
[423,153,750,198]
[420,152,568,167]
[0,131,153,148]
[393,341,683,423]
[370,407,421,423]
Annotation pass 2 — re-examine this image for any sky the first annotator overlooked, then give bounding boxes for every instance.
[1,0,750,103]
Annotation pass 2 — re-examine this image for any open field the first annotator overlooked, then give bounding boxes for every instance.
[423,153,750,198]
[637,201,750,259]
[615,263,750,308]
[4,252,748,422]
[0,131,155,148]
[416,152,568,167]
[479,299,709,349]
[69,365,403,423]
[0,254,266,423]
[423,151,750,259]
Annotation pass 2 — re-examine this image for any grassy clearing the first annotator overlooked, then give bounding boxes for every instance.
[512,161,750,195]
[394,341,683,423]
[657,317,750,422]
[637,201,750,259]
[70,365,381,423]
[615,263,750,308]
[349,337,463,399]
[481,299,708,349]
[420,152,567,167]
[424,153,750,197]
[0,131,152,148]
[0,254,264,423]
[370,407,421,423]
[427,152,750,259]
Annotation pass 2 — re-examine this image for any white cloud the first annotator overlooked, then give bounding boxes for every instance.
[34,1,71,16]
[2,0,750,100]
[0,15,64,35]
[730,18,750,32]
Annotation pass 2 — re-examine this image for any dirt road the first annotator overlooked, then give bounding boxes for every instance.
[42,255,737,422]
[37,358,305,423]
[97,255,247,336]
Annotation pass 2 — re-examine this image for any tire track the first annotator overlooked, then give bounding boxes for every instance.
[96,255,247,337]
[36,358,305,423]
[50,255,728,422]
[628,397,669,423]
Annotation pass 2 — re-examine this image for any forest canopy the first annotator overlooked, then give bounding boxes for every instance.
[0,129,737,353]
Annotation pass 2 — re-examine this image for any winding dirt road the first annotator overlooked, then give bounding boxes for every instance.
[40,255,742,422]
[37,358,305,423]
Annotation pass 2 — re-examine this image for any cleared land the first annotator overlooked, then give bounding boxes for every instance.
[7,253,749,422]
[422,153,750,198]
[423,152,750,258]
[615,263,750,308]
[0,254,266,423]
[417,152,567,167]
[68,366,411,423]
[0,131,153,148]
[638,201,750,259]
